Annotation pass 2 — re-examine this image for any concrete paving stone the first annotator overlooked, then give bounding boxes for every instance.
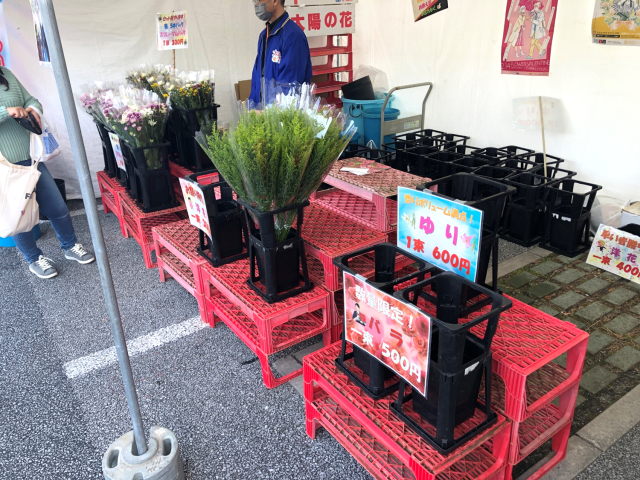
[292,341,324,363]
[538,305,560,317]
[602,288,637,306]
[578,277,611,295]
[543,436,600,480]
[606,346,640,372]
[565,317,587,330]
[576,302,613,322]
[531,260,563,276]
[601,272,623,282]
[551,291,586,310]
[552,352,567,368]
[527,281,561,298]
[586,331,615,355]
[556,255,575,264]
[529,245,552,258]
[623,280,640,292]
[577,262,598,272]
[576,394,587,407]
[554,268,587,284]
[498,284,513,294]
[497,252,541,279]
[636,336,640,345]
[505,272,538,289]
[605,314,640,335]
[632,304,640,315]
[580,365,618,394]
[514,294,534,305]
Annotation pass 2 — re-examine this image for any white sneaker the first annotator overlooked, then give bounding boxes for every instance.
[29,255,59,279]
[64,243,96,265]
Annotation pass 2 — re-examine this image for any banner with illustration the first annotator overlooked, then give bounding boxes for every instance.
[0,0,10,68]
[587,225,640,284]
[593,0,640,45]
[501,0,558,76]
[343,271,432,396]
[29,0,50,65]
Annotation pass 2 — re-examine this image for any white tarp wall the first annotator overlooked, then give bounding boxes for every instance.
[5,0,639,200]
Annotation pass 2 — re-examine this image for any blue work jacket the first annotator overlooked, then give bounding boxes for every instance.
[249,12,313,104]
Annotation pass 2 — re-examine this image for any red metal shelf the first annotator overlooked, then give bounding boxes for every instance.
[309,34,352,58]
[304,343,511,480]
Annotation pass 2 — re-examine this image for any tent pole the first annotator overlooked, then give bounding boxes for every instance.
[37,0,148,456]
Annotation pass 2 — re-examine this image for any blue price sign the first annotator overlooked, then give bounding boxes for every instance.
[397,187,484,282]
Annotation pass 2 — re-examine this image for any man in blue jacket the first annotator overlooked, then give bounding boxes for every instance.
[249,0,313,105]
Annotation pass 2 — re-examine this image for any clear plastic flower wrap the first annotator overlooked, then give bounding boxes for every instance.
[197,82,356,242]
[77,81,120,125]
[167,69,217,135]
[125,64,174,100]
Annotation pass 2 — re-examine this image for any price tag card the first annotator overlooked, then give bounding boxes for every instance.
[157,11,188,50]
[108,133,126,172]
[179,178,211,240]
[343,271,431,397]
[587,225,640,284]
[397,187,484,282]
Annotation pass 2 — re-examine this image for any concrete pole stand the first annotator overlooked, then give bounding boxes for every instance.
[102,426,184,480]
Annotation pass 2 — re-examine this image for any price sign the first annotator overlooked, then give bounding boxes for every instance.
[179,178,212,240]
[157,11,188,50]
[397,187,484,282]
[287,5,355,37]
[587,225,640,285]
[107,133,126,172]
[343,271,431,397]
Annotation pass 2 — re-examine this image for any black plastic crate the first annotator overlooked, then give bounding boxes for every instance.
[417,173,516,236]
[449,156,494,174]
[473,145,535,160]
[540,179,602,257]
[238,199,312,303]
[118,142,139,199]
[125,142,179,213]
[403,150,464,179]
[391,273,512,453]
[512,152,565,172]
[444,144,483,156]
[185,170,250,268]
[473,165,518,182]
[95,123,117,178]
[173,105,220,172]
[434,133,470,151]
[385,130,444,172]
[340,145,394,167]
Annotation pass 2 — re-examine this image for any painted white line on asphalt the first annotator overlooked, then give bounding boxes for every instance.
[63,316,206,379]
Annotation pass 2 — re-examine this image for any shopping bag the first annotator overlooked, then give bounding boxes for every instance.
[28,107,61,162]
[0,151,41,237]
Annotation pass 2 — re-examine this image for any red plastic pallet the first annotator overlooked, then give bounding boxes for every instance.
[120,193,187,269]
[168,159,194,180]
[97,170,126,237]
[323,159,426,230]
[200,258,332,388]
[304,343,511,480]
[153,220,207,295]
[158,251,207,324]
[312,188,398,233]
[462,296,589,422]
[303,203,388,291]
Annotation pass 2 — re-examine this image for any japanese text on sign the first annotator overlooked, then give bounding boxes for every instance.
[411,0,449,23]
[397,187,484,282]
[108,133,126,172]
[179,178,211,240]
[157,11,188,50]
[343,271,431,396]
[587,225,640,285]
[287,5,355,37]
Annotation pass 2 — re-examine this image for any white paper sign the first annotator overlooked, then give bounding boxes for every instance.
[157,11,188,51]
[179,178,211,240]
[513,96,563,132]
[108,133,127,172]
[287,5,355,37]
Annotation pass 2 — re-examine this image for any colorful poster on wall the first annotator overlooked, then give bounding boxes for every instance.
[411,0,449,22]
[501,0,558,76]
[587,225,640,284]
[157,11,188,50]
[287,5,355,37]
[592,0,640,46]
[107,133,127,172]
[397,187,484,282]
[29,0,50,65]
[0,0,10,68]
[343,271,432,396]
[179,178,211,240]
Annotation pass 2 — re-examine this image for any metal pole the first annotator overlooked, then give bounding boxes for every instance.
[38,0,148,455]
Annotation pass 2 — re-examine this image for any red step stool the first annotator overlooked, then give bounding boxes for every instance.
[97,170,126,237]
[304,343,512,480]
[200,258,332,389]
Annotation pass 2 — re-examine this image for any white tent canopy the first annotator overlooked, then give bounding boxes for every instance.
[5,0,639,201]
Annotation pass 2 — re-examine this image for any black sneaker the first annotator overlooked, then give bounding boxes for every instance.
[64,243,95,265]
[29,256,59,279]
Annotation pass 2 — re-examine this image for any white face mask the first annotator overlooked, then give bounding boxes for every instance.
[255,3,273,22]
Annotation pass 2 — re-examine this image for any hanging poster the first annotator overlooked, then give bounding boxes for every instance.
[587,225,640,284]
[157,11,188,50]
[179,178,211,240]
[397,187,484,282]
[288,5,355,37]
[343,271,432,396]
[411,0,449,22]
[501,0,558,76]
[29,0,50,65]
[592,0,640,45]
[0,0,10,68]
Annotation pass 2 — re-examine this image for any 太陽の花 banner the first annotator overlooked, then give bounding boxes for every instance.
[501,0,558,76]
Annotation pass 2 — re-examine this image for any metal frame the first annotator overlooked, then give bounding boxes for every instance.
[379,82,434,148]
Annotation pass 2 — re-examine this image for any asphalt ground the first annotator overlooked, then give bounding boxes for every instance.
[575,422,640,480]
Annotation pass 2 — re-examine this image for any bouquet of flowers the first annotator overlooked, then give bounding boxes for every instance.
[77,82,116,125]
[168,70,216,134]
[99,87,171,170]
[198,84,355,242]
[126,64,174,100]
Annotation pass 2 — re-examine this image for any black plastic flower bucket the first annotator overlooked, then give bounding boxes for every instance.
[185,170,250,268]
[118,141,138,199]
[95,122,118,178]
[237,199,312,303]
[385,130,444,172]
[403,150,464,179]
[174,105,220,172]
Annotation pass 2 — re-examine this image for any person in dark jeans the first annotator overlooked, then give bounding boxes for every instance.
[0,67,94,278]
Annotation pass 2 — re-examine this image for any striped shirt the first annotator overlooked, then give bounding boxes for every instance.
[0,68,43,164]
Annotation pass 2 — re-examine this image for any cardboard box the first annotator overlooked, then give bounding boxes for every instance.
[620,202,640,229]
[234,80,252,102]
